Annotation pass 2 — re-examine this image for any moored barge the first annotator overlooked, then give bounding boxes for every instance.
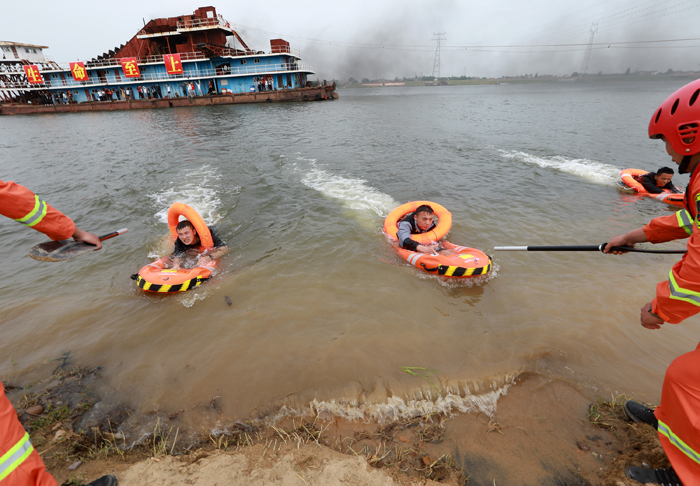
[0,6,337,115]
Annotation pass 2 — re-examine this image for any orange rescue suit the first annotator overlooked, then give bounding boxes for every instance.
[642,166,700,483]
[0,179,75,241]
[0,380,56,485]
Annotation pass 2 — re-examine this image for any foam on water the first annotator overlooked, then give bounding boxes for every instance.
[264,371,519,425]
[497,149,621,185]
[178,288,213,308]
[148,164,230,225]
[307,389,507,423]
[271,379,515,425]
[296,156,399,219]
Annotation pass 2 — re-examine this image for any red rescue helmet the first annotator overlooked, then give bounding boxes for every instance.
[649,79,700,156]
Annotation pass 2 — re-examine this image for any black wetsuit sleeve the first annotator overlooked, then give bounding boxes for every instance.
[639,173,665,194]
[664,182,682,194]
[397,220,420,251]
[401,238,420,251]
[209,226,226,248]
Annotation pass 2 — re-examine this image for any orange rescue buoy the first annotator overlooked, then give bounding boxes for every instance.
[383,201,452,244]
[167,202,214,248]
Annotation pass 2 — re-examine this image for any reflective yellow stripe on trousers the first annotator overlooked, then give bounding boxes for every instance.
[658,419,700,466]
[14,195,47,228]
[0,432,33,481]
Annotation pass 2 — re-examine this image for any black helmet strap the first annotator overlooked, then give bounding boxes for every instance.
[679,155,693,174]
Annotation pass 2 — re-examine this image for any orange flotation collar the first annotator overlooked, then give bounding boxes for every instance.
[167,203,214,249]
[132,258,214,293]
[383,201,452,244]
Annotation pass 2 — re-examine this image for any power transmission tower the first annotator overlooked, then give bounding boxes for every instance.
[578,23,598,80]
[432,33,446,79]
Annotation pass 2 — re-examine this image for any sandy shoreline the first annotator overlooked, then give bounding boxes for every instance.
[5,365,672,486]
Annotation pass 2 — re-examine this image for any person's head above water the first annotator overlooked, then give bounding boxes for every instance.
[413,204,435,231]
[655,167,675,187]
[176,220,199,246]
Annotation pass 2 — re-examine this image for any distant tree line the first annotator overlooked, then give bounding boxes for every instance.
[340,68,690,86]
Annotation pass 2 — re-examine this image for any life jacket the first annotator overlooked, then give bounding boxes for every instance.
[400,212,436,234]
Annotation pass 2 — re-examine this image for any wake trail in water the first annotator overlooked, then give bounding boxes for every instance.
[498,150,621,185]
[148,164,228,226]
[294,155,399,219]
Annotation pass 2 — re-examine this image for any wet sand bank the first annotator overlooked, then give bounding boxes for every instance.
[8,365,667,486]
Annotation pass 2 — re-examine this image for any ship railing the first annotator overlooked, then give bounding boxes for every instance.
[220,46,302,58]
[82,52,208,69]
[44,49,300,71]
[214,62,313,76]
[0,61,59,73]
[177,15,232,31]
[5,63,315,89]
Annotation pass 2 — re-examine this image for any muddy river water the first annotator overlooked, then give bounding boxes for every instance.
[1,81,696,447]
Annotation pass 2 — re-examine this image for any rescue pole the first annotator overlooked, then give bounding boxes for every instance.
[494,243,686,254]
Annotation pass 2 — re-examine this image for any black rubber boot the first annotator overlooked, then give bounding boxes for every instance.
[85,475,118,486]
[626,466,683,485]
[624,400,659,430]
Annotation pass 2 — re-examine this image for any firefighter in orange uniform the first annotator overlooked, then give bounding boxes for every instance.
[0,179,101,247]
[604,79,700,486]
[0,179,116,486]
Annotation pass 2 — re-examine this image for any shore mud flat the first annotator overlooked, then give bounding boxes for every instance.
[6,368,668,486]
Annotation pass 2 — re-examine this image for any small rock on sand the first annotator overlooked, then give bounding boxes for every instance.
[26,405,43,415]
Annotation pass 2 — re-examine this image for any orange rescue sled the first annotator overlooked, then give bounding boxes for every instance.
[383,201,491,278]
[133,203,216,293]
[619,168,684,207]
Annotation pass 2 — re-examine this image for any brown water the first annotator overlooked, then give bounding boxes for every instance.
[1,81,696,442]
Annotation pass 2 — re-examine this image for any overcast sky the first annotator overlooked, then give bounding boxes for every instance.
[3,0,699,80]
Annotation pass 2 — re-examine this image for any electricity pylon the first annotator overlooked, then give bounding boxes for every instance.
[432,33,446,79]
[578,23,598,80]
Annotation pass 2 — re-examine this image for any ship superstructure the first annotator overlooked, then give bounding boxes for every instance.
[0,6,336,113]
[0,42,60,102]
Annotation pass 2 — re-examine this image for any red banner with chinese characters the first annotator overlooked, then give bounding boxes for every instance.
[23,65,43,84]
[120,58,141,78]
[69,62,88,82]
[163,54,183,74]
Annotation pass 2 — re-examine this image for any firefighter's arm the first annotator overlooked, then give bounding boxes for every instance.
[603,228,648,254]
[643,210,693,243]
[1,179,100,246]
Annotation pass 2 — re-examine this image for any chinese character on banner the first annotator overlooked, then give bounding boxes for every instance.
[120,58,141,78]
[23,65,43,84]
[163,54,183,74]
[69,62,88,82]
